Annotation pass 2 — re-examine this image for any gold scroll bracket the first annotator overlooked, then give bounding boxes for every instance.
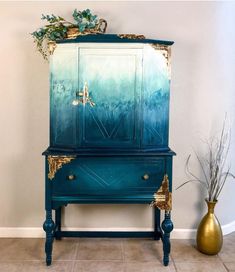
[47,155,76,180]
[151,174,172,211]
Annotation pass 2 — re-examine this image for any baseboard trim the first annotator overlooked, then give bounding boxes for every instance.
[0,221,234,239]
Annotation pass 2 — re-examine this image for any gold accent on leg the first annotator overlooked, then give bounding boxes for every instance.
[152,174,172,211]
[151,44,171,79]
[48,41,57,55]
[47,155,76,180]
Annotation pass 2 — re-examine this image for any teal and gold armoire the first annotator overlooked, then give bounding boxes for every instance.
[42,34,175,266]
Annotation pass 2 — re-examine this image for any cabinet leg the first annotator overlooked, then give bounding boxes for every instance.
[43,210,55,266]
[161,211,173,266]
[55,207,62,240]
[153,207,161,240]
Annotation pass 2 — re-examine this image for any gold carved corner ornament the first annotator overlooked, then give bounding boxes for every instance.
[47,41,57,56]
[151,174,172,211]
[118,34,145,40]
[151,44,171,79]
[47,155,76,180]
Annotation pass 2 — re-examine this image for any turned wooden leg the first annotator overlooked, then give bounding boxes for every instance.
[154,207,161,240]
[55,206,62,240]
[43,210,55,266]
[161,211,173,266]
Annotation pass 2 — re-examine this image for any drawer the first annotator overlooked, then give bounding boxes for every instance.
[52,157,166,196]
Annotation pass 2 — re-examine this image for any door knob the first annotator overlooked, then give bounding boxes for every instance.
[72,82,95,107]
[142,174,149,180]
[67,174,76,181]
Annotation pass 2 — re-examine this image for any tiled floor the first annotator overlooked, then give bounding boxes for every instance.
[0,232,234,272]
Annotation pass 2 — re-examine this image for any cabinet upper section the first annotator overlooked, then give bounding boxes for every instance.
[49,35,173,152]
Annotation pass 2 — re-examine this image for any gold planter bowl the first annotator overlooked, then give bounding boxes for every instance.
[66,19,107,39]
[196,200,223,255]
[67,27,80,39]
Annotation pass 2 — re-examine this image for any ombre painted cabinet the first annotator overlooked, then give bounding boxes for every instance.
[42,34,175,266]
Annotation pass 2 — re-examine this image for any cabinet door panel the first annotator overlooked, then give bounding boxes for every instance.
[78,48,142,148]
[50,46,78,147]
[142,45,170,148]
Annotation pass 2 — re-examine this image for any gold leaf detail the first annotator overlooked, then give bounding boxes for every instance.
[47,41,57,55]
[118,34,145,39]
[47,155,76,180]
[152,174,172,211]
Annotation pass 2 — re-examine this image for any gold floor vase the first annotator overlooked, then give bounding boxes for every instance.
[196,200,223,255]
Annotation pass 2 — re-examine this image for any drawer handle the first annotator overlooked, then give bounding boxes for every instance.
[67,174,76,181]
[72,82,95,107]
[142,174,149,180]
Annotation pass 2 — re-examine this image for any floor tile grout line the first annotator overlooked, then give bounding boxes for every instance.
[221,262,229,272]
[171,256,178,272]
[71,260,75,272]
[121,239,125,262]
[74,238,81,260]
[73,259,125,262]
[217,252,230,272]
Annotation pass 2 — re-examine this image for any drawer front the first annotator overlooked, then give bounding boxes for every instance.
[52,157,166,196]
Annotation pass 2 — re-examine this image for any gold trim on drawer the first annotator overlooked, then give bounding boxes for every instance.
[152,174,172,211]
[47,155,76,180]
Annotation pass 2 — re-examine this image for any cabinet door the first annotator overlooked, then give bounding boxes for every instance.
[78,47,142,148]
[50,46,78,148]
[142,45,170,149]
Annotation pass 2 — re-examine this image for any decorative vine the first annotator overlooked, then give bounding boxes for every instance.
[31,9,107,60]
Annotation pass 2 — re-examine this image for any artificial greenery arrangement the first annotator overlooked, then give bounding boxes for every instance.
[177,117,235,201]
[31,9,107,60]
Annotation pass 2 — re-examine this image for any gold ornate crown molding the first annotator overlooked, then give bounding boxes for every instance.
[118,34,145,39]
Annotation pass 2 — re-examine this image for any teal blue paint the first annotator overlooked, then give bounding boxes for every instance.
[142,45,170,148]
[50,47,78,148]
[78,50,141,148]
[43,36,175,267]
[55,231,155,238]
[50,45,170,150]
[56,34,174,45]
[53,157,165,196]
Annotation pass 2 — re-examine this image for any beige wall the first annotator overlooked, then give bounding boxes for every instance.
[0,1,235,232]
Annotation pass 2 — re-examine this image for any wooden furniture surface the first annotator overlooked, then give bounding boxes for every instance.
[42,34,175,266]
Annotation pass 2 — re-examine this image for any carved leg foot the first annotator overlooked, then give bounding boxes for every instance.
[55,207,62,240]
[43,210,55,266]
[161,211,173,266]
[154,207,161,240]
